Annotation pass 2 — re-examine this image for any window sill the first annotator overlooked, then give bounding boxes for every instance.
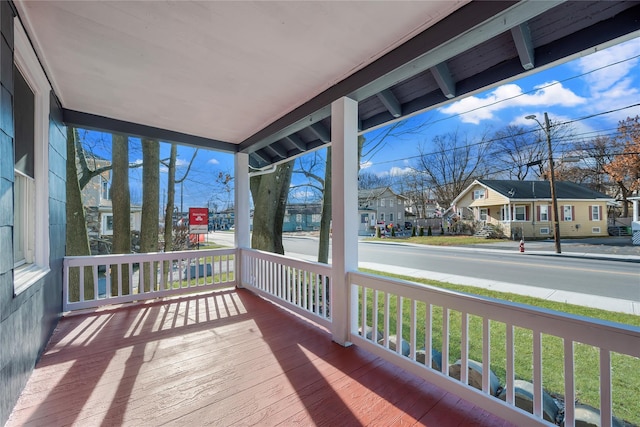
[14,264,51,296]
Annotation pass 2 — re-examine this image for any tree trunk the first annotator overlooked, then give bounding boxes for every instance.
[111,133,131,295]
[140,138,159,291]
[163,144,178,252]
[162,143,177,285]
[65,127,94,301]
[250,161,293,253]
[318,147,331,264]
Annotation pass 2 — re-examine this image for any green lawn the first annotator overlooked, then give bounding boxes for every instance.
[360,268,640,426]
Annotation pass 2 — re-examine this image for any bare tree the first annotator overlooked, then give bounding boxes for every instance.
[292,149,330,262]
[490,125,545,180]
[358,170,391,190]
[565,135,617,193]
[414,130,492,208]
[65,127,94,301]
[401,169,434,219]
[162,144,199,251]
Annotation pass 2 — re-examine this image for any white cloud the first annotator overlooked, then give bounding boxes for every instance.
[176,158,188,167]
[208,158,220,165]
[360,160,373,169]
[574,38,640,123]
[377,166,413,177]
[576,38,640,93]
[439,82,586,124]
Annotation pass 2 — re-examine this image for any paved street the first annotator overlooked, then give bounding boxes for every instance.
[207,232,640,314]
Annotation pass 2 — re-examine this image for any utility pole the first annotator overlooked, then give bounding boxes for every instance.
[526,113,561,253]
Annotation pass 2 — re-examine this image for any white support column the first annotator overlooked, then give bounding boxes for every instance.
[633,199,639,222]
[331,96,359,346]
[234,152,250,287]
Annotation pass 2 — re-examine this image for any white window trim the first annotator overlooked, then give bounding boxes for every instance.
[514,205,526,221]
[563,205,573,222]
[592,227,601,234]
[539,227,550,235]
[539,205,549,222]
[13,19,51,294]
[101,213,114,236]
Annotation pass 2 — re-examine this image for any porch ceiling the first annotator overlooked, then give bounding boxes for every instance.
[14,1,640,169]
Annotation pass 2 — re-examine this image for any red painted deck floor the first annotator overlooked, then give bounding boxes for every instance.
[7,288,513,427]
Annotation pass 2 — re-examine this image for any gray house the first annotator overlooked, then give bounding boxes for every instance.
[358,187,412,235]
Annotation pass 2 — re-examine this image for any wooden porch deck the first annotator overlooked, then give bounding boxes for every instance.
[7,288,513,427]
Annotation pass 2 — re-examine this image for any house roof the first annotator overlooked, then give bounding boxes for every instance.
[358,187,407,200]
[13,1,640,169]
[477,180,614,201]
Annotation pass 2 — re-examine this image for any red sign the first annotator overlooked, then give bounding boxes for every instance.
[189,207,209,234]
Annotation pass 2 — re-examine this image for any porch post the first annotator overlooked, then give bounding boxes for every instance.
[331,96,359,346]
[235,152,250,287]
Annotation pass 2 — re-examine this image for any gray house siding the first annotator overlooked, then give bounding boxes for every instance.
[0,5,66,424]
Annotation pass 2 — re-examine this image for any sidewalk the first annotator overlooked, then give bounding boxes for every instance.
[358,262,639,315]
[359,237,640,315]
[461,236,640,260]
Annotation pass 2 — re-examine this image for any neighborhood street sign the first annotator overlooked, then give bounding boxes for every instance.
[189,207,209,234]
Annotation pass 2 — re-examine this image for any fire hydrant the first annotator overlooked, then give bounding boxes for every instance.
[519,239,525,253]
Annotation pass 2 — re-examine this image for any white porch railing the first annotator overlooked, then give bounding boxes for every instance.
[63,249,236,311]
[63,250,639,426]
[349,271,640,427]
[239,248,332,330]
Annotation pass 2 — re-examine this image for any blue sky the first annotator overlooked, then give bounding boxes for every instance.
[86,36,640,211]
[359,36,640,181]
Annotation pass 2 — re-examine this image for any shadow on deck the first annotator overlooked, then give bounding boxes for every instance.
[7,288,512,426]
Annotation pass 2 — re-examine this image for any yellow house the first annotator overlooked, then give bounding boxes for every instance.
[451,180,615,240]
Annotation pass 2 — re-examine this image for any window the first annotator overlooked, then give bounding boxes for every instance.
[539,227,550,235]
[13,19,51,293]
[14,65,35,268]
[389,213,394,222]
[296,214,302,223]
[380,199,385,207]
[538,205,549,222]
[380,213,385,221]
[390,198,394,207]
[473,189,486,200]
[514,205,527,221]
[592,227,601,234]
[479,208,488,221]
[590,205,601,221]
[397,211,402,220]
[102,214,114,235]
[13,172,35,266]
[311,213,321,222]
[361,214,368,224]
[563,205,573,221]
[101,176,110,201]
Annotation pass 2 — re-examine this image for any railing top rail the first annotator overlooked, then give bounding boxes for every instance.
[350,271,640,356]
[240,248,332,274]
[64,248,237,266]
